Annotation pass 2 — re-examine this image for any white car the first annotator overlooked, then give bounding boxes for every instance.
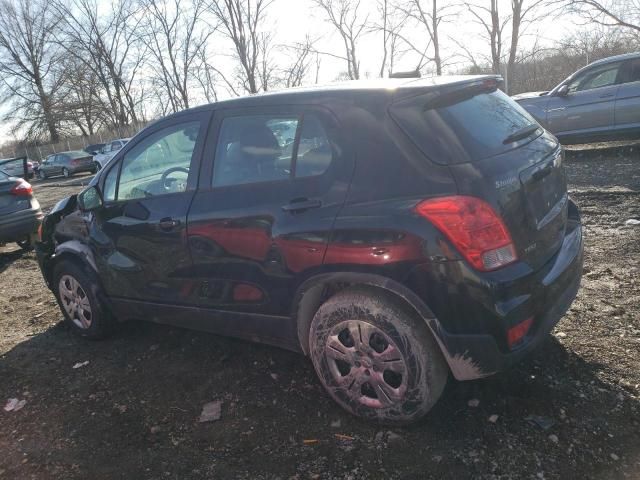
[94,138,130,169]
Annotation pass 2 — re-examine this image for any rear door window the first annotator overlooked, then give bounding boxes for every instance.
[212,116,299,187]
[390,88,539,164]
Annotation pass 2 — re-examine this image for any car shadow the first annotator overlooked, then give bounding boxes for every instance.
[0,247,30,275]
[0,320,637,478]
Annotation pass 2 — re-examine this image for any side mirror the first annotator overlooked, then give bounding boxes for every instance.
[557,84,569,97]
[77,186,103,212]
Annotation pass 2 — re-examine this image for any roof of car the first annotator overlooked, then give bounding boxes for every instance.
[589,52,640,67]
[168,75,500,117]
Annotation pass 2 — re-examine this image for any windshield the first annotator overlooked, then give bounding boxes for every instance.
[390,89,540,164]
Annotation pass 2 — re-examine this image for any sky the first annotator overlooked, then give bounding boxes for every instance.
[0,0,588,145]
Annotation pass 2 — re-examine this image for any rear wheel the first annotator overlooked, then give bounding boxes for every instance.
[38,169,47,180]
[53,261,115,339]
[309,288,448,425]
[62,167,70,178]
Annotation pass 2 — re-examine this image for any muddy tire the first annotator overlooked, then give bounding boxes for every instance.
[309,288,448,425]
[53,261,115,339]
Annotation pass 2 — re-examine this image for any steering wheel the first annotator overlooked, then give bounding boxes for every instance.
[160,166,189,190]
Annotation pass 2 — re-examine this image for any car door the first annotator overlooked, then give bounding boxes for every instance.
[90,112,210,305]
[47,155,63,176]
[614,58,640,130]
[186,107,353,320]
[546,61,623,136]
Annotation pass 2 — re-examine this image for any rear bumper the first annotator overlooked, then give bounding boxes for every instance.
[420,200,584,380]
[0,207,43,243]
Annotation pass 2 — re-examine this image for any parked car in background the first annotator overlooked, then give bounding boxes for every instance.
[0,169,42,249]
[94,138,130,169]
[84,143,105,156]
[513,52,640,143]
[37,151,97,179]
[36,76,583,425]
[0,157,37,179]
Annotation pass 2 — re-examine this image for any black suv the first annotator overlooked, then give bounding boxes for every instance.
[36,76,583,424]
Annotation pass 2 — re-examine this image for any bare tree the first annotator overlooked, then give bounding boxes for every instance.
[506,0,546,93]
[314,0,369,80]
[0,0,63,142]
[281,36,317,87]
[395,0,456,75]
[563,0,640,32]
[463,0,546,93]
[369,0,408,76]
[207,0,275,94]
[141,0,213,112]
[464,0,506,75]
[61,58,107,136]
[55,0,145,127]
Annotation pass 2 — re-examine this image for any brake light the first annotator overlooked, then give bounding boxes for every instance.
[10,179,33,196]
[507,317,533,348]
[415,196,517,271]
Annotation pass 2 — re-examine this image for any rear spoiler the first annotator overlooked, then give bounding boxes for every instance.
[392,75,505,110]
[421,76,504,110]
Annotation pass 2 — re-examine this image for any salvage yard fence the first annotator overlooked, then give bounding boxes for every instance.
[0,122,149,162]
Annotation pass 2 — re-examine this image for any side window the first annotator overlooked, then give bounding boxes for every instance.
[212,115,299,187]
[295,115,333,177]
[102,164,118,202]
[619,59,640,84]
[117,121,200,201]
[568,63,621,93]
[111,141,122,152]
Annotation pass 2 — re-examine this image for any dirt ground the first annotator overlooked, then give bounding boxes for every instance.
[0,149,639,480]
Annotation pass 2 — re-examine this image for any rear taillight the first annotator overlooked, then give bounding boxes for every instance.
[415,195,517,271]
[72,159,80,165]
[10,179,33,196]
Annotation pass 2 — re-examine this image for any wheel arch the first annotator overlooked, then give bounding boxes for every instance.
[44,240,99,286]
[292,272,488,380]
[294,272,438,354]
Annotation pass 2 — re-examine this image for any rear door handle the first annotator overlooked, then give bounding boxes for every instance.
[159,217,181,231]
[599,93,615,98]
[281,198,322,213]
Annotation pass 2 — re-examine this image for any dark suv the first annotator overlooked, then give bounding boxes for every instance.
[36,76,583,424]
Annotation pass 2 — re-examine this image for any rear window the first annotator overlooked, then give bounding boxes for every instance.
[390,88,539,164]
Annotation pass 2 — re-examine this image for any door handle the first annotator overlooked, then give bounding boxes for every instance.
[159,217,181,231]
[599,93,615,98]
[281,198,322,213]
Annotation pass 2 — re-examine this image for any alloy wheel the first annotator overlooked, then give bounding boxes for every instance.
[58,274,92,329]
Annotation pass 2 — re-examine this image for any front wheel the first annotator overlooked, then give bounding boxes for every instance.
[53,261,115,339]
[309,288,448,425]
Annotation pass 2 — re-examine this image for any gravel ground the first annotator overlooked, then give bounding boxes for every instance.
[0,153,639,480]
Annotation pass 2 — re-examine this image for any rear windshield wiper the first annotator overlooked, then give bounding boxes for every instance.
[502,124,540,144]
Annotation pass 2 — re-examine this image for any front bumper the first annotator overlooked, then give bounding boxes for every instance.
[0,207,43,243]
[421,201,584,380]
